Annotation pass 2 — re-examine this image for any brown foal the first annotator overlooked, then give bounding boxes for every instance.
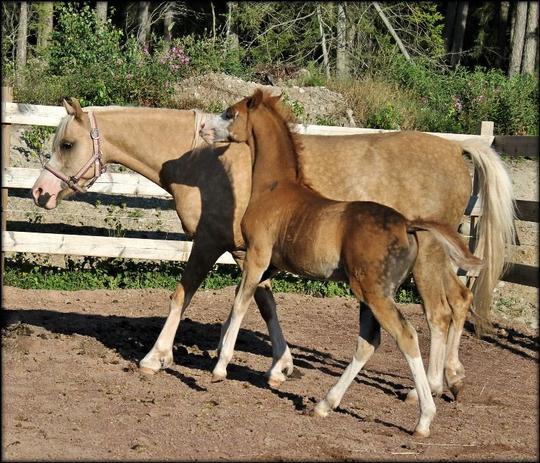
[201,89,483,437]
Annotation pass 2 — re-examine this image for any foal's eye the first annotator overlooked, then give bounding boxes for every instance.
[224,108,236,120]
[62,142,73,150]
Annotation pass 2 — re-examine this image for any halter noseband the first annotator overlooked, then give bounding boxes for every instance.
[44,111,107,193]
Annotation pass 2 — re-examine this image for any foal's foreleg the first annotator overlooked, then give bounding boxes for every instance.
[212,252,270,381]
[226,256,294,386]
[139,243,223,374]
[254,281,294,387]
[313,301,380,417]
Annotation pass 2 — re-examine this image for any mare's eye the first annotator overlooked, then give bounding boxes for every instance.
[224,108,236,120]
[62,142,73,150]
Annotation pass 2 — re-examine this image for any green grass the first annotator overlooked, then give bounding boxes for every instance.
[4,255,420,303]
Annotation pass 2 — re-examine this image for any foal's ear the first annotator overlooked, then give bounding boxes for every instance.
[63,98,84,121]
[268,92,282,105]
[247,89,264,110]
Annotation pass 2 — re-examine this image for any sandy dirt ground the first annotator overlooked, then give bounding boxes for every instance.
[2,286,538,461]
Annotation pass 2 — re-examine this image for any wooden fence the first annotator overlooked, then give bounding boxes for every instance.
[2,89,538,287]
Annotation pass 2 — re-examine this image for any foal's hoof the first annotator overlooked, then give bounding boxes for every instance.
[211,371,227,383]
[404,389,418,404]
[266,371,287,388]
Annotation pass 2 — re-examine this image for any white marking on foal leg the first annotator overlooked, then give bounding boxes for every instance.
[313,336,376,417]
[139,296,182,374]
[405,353,436,438]
[212,265,263,381]
[253,285,294,386]
[406,326,446,403]
[314,303,380,417]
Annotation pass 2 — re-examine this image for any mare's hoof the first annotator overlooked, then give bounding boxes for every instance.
[139,366,160,375]
[412,428,430,438]
[449,381,465,402]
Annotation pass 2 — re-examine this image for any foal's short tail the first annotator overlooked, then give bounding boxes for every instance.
[408,220,484,273]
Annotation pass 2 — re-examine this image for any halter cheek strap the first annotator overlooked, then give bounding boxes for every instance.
[44,111,107,193]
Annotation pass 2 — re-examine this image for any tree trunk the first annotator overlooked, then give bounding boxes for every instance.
[36,2,54,51]
[225,2,238,52]
[522,1,538,74]
[450,1,469,66]
[444,1,458,52]
[373,2,411,61]
[509,1,528,76]
[138,1,151,48]
[16,1,28,72]
[317,5,330,79]
[495,2,510,68]
[336,3,348,78]
[210,2,216,43]
[96,2,107,22]
[163,3,174,48]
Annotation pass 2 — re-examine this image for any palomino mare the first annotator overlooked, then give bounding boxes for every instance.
[31,97,514,402]
[201,89,483,436]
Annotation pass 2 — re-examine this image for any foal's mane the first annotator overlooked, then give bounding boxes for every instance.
[259,91,311,186]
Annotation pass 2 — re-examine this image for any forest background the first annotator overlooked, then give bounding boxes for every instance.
[1,1,538,298]
[2,1,538,136]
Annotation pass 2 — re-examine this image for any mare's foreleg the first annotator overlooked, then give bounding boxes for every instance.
[139,242,223,374]
[212,250,270,381]
[313,300,381,417]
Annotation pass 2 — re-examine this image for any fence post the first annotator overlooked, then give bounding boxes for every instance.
[2,86,13,287]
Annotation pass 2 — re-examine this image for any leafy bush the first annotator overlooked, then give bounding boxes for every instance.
[4,255,419,302]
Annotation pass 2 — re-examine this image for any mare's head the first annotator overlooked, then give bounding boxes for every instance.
[199,89,290,144]
[31,98,106,209]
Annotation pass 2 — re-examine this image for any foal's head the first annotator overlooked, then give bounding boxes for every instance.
[199,89,292,145]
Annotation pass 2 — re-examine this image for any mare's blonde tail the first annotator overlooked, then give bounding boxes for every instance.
[409,221,484,273]
[459,138,516,334]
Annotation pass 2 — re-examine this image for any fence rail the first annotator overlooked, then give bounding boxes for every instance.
[2,94,538,287]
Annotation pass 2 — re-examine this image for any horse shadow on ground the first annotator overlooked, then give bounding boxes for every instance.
[2,307,412,430]
[463,320,538,360]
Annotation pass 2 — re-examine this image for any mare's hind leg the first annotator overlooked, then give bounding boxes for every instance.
[139,242,223,374]
[443,269,474,400]
[312,300,381,417]
[408,234,474,402]
[407,235,452,401]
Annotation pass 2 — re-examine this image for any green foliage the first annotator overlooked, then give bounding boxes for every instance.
[15,126,55,164]
[4,255,419,303]
[178,34,246,78]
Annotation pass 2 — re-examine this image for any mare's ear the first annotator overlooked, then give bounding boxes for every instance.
[63,98,84,121]
[247,89,264,110]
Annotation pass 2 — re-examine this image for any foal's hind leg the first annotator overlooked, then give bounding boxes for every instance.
[139,242,223,374]
[361,286,436,437]
[313,300,381,417]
